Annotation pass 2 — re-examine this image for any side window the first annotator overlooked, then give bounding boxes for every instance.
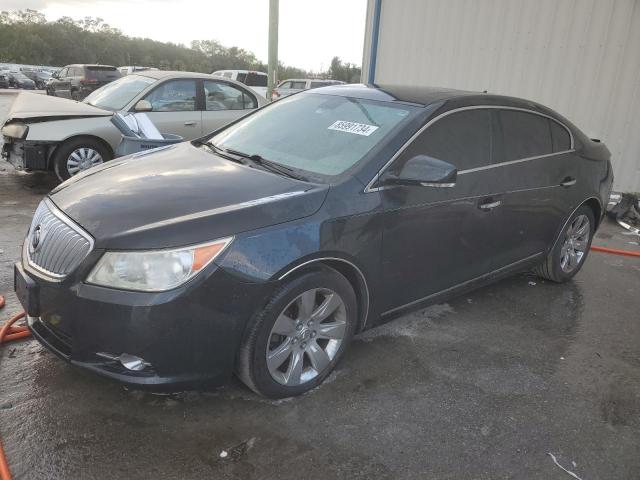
[499,110,553,160]
[291,81,307,89]
[144,80,196,112]
[550,120,571,152]
[310,81,328,89]
[204,80,257,110]
[58,68,68,78]
[398,109,492,171]
[279,81,292,89]
[223,72,233,79]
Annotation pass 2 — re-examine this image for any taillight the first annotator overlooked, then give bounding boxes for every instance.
[81,78,99,85]
[271,89,280,101]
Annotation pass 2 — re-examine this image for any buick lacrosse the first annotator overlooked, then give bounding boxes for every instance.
[15,84,613,397]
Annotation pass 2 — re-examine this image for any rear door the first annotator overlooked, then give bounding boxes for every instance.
[380,108,498,312]
[201,79,258,134]
[140,78,202,139]
[489,109,574,268]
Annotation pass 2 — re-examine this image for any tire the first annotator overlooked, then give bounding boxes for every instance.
[534,204,595,282]
[237,268,357,398]
[52,137,111,182]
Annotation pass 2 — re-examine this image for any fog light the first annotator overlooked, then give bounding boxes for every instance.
[119,353,150,371]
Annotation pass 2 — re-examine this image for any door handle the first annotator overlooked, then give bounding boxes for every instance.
[560,176,577,187]
[184,121,197,126]
[478,200,501,211]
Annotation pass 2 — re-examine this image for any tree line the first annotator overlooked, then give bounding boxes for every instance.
[0,9,360,82]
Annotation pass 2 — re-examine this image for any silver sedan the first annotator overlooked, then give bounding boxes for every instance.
[1,70,267,181]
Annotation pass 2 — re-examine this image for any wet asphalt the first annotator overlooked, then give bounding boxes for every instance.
[1,92,639,480]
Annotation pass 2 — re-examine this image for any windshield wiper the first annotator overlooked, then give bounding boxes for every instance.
[223,147,307,181]
[201,141,249,165]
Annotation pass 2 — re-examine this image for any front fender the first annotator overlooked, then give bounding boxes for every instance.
[26,117,121,152]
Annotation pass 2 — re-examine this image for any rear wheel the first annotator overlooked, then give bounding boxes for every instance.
[534,205,595,282]
[52,137,111,182]
[237,268,357,398]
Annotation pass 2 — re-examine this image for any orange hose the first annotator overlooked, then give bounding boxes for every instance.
[0,440,11,480]
[591,245,640,257]
[1,295,30,480]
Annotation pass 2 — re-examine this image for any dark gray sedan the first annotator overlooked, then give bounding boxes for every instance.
[15,84,613,397]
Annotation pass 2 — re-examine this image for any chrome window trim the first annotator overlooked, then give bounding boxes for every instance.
[457,149,575,175]
[24,198,95,282]
[364,105,575,193]
[278,256,370,329]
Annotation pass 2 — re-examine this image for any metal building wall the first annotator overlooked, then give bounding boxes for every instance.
[362,0,640,192]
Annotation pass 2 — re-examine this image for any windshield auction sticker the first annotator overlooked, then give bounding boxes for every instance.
[328,120,379,136]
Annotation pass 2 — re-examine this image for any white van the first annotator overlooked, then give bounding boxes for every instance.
[212,70,268,98]
[272,79,345,101]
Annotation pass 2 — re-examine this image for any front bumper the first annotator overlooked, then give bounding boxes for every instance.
[2,139,51,171]
[16,260,276,389]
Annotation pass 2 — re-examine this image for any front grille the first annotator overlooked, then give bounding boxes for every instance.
[25,200,94,278]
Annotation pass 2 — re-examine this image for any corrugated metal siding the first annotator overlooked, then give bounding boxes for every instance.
[362,0,640,192]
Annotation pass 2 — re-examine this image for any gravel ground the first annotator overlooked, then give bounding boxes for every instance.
[1,92,639,480]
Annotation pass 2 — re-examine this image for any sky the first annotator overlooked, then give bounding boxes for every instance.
[2,0,368,71]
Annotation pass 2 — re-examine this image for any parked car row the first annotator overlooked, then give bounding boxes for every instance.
[0,70,36,90]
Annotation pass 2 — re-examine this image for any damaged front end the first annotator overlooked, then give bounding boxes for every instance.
[1,92,114,173]
[1,121,53,171]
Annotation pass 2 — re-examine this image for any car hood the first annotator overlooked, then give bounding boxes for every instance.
[49,142,329,249]
[6,92,112,122]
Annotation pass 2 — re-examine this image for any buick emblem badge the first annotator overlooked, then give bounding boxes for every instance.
[30,225,42,252]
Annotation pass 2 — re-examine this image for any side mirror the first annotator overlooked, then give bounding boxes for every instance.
[383,155,457,187]
[134,100,153,112]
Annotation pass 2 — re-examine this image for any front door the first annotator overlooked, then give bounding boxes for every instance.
[141,79,202,140]
[380,108,500,312]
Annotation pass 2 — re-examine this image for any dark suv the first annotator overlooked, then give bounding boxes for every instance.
[47,64,121,100]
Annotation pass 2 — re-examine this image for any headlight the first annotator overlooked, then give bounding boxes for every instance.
[1,122,28,139]
[86,237,233,291]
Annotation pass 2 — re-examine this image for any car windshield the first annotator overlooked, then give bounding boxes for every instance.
[209,93,417,178]
[84,74,156,111]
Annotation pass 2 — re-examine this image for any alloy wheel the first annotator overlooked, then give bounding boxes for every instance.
[266,288,347,386]
[66,147,103,176]
[560,214,590,273]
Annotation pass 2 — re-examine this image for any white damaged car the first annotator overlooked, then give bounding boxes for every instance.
[1,70,266,181]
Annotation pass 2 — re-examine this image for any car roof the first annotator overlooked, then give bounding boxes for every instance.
[135,70,226,80]
[282,78,339,83]
[307,83,558,114]
[66,64,118,68]
[214,70,267,75]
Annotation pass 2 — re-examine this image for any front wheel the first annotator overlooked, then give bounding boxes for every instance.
[534,205,595,282]
[52,138,111,182]
[237,268,357,398]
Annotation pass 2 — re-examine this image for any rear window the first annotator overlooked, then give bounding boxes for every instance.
[245,72,268,87]
[86,66,121,80]
[550,120,571,152]
[235,72,248,83]
[499,110,553,161]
